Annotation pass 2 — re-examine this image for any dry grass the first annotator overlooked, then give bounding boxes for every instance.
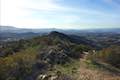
[77,67,120,80]
[75,59,120,80]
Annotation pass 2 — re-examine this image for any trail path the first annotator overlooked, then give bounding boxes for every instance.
[76,53,120,80]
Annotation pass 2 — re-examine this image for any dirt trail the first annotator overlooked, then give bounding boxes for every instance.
[75,54,120,80]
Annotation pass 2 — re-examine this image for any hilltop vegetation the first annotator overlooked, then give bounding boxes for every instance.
[0,31,120,80]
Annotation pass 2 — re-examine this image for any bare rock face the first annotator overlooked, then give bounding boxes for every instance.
[37,45,70,65]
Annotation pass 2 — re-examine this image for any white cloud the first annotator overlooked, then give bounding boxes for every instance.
[0,0,69,28]
[0,0,120,29]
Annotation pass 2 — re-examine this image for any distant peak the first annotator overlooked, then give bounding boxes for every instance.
[49,31,68,39]
[49,31,67,37]
[49,31,61,35]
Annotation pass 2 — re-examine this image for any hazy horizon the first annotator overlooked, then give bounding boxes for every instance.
[1,25,120,30]
[1,0,120,29]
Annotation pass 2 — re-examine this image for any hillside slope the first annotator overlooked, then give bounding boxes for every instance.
[0,31,120,80]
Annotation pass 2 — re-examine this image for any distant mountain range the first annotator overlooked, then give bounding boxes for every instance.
[0,26,63,33]
[0,26,120,45]
[0,26,120,33]
[0,26,63,41]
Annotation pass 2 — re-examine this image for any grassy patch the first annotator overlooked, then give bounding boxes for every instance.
[84,60,99,69]
[53,59,80,75]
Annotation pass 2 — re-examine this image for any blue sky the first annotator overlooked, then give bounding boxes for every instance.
[1,0,120,29]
